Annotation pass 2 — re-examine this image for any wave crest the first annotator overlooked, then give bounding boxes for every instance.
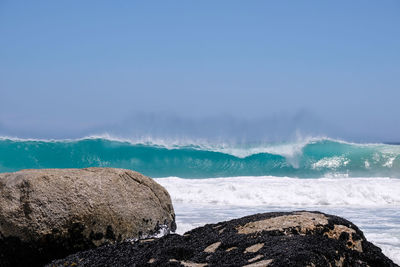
[0,135,399,178]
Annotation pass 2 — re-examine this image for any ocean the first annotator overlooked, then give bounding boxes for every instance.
[0,136,399,264]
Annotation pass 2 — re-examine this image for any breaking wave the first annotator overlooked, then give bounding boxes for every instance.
[0,135,399,178]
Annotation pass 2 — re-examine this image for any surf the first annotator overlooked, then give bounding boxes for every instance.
[0,136,399,178]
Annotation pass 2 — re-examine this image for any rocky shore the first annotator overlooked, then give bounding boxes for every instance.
[48,211,397,267]
[0,168,397,266]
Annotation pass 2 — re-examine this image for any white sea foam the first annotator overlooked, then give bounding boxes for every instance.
[156,176,400,264]
[155,176,400,207]
[366,233,400,265]
[312,156,349,170]
[383,157,396,168]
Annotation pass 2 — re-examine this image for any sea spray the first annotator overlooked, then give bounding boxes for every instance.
[1,136,399,178]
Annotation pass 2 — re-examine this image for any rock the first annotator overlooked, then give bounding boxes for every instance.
[48,211,397,267]
[0,168,175,267]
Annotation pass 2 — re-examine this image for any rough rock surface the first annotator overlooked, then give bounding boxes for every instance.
[48,211,397,267]
[0,168,175,267]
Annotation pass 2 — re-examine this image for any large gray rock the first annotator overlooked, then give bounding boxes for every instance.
[0,168,175,266]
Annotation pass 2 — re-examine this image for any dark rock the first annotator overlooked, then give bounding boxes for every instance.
[47,211,397,267]
[0,168,175,267]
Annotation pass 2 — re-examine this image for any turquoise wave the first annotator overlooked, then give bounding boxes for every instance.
[0,137,399,178]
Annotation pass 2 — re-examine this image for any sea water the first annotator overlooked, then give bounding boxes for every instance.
[155,177,400,264]
[0,136,399,263]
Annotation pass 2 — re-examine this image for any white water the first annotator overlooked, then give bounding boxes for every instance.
[156,176,400,207]
[155,176,400,264]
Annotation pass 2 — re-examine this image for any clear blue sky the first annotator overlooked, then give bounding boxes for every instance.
[0,1,399,142]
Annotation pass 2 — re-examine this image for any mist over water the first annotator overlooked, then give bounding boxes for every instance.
[100,111,331,142]
[0,110,349,142]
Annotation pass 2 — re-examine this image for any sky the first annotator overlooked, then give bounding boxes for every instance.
[0,1,399,142]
